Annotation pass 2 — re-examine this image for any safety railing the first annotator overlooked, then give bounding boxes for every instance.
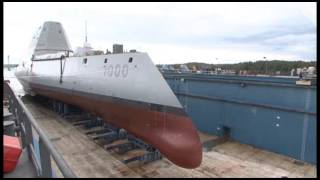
[3,81,76,178]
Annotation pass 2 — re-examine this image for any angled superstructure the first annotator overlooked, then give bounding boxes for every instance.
[31,21,72,56]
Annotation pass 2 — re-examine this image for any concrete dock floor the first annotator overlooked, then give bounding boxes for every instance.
[22,97,317,178]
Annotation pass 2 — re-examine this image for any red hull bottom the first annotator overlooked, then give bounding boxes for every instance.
[30,84,202,168]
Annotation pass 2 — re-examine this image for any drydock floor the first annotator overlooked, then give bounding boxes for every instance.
[22,97,316,178]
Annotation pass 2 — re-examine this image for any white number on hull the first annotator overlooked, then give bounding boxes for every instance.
[122,64,128,78]
[115,64,120,77]
[107,65,113,77]
[105,64,129,78]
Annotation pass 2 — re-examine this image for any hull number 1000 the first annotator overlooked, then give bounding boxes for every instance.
[104,64,129,78]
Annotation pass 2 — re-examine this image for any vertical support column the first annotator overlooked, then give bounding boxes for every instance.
[52,100,55,112]
[17,107,26,148]
[23,113,33,144]
[60,55,63,84]
[23,111,35,159]
[185,78,189,111]
[13,105,21,137]
[63,103,69,117]
[8,94,13,111]
[39,137,53,178]
[300,89,311,161]
[58,102,62,115]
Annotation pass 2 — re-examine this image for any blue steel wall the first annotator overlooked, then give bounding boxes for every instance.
[164,73,316,164]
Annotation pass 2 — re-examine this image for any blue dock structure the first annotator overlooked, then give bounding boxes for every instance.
[163,73,316,164]
[4,77,316,178]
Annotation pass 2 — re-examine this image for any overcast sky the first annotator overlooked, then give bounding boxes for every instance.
[3,2,317,65]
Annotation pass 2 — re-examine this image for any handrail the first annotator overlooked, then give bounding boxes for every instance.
[3,82,76,178]
[174,91,316,116]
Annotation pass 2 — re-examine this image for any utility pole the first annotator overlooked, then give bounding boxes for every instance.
[7,55,10,71]
[215,58,218,74]
[85,20,87,44]
[263,56,267,75]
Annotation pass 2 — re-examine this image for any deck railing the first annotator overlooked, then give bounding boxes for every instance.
[3,81,76,178]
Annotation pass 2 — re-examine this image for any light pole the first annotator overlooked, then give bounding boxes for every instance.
[263,56,267,75]
[7,55,10,71]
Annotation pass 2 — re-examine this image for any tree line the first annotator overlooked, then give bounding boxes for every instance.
[170,60,317,75]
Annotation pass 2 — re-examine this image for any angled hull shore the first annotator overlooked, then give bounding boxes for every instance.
[15,21,202,168]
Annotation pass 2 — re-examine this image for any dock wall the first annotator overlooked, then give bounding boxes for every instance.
[163,73,316,164]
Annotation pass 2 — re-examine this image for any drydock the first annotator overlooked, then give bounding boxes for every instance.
[163,72,317,165]
[3,21,317,178]
[3,70,317,178]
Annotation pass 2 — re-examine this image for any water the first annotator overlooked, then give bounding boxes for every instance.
[4,67,26,96]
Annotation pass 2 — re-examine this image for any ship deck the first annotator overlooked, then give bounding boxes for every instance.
[20,96,316,178]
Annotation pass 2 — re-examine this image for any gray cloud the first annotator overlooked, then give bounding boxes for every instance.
[4,2,317,64]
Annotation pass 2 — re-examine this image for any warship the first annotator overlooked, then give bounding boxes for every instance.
[15,21,202,168]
